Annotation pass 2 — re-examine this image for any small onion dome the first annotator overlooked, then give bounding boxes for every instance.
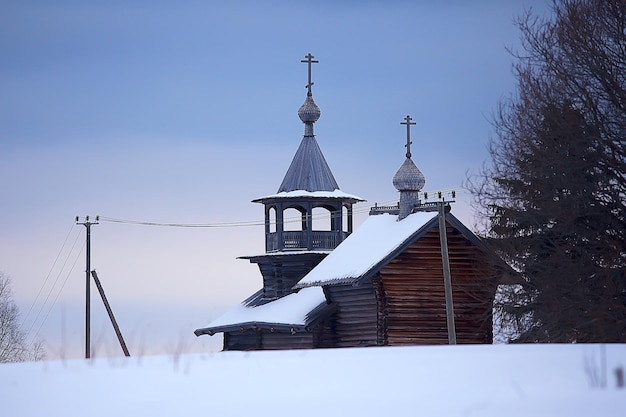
[393,158,426,191]
[298,95,321,124]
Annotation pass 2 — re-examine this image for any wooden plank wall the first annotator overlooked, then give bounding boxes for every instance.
[224,329,314,351]
[325,284,379,347]
[224,330,258,351]
[261,331,314,350]
[379,225,496,345]
[314,319,336,348]
[258,255,326,299]
[224,222,495,351]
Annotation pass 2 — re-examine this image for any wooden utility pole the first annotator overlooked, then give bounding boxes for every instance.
[438,202,457,344]
[76,215,98,359]
[91,270,130,357]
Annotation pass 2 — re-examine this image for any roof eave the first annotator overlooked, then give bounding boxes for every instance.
[194,301,335,337]
[238,251,331,261]
[194,321,308,337]
[252,193,365,204]
[294,275,359,289]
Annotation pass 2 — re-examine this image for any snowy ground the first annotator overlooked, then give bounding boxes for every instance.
[3,344,625,416]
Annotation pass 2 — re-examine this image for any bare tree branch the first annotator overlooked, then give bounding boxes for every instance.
[470,0,626,343]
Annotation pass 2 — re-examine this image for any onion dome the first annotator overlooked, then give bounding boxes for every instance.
[298,95,321,124]
[393,158,426,191]
[394,115,426,220]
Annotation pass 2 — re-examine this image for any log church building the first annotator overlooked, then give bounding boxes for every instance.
[194,54,499,350]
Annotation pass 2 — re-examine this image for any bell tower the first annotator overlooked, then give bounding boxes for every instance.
[243,53,364,301]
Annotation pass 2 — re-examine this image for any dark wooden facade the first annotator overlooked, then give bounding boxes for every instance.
[323,284,379,348]
[197,213,499,350]
[242,253,328,299]
[224,329,315,351]
[377,223,495,345]
[314,216,496,349]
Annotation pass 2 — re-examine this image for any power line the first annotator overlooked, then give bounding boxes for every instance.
[24,227,83,343]
[98,216,263,228]
[20,220,76,332]
[31,240,86,348]
[99,207,377,227]
[96,201,386,229]
[96,188,466,229]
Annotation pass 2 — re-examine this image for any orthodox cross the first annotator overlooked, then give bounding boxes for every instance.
[301,53,319,96]
[401,115,416,158]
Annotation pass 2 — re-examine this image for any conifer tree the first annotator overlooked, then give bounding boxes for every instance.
[472,0,626,342]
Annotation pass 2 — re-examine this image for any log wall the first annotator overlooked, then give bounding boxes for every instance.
[379,225,496,345]
[256,254,326,299]
[225,220,496,351]
[325,284,379,348]
[224,329,314,351]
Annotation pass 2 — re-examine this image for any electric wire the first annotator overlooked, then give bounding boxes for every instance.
[99,216,263,228]
[23,227,83,343]
[22,187,465,353]
[97,187,465,229]
[99,204,374,228]
[31,240,86,348]
[20,220,76,332]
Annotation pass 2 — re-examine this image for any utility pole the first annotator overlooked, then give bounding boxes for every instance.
[76,215,99,359]
[437,201,457,344]
[91,270,130,357]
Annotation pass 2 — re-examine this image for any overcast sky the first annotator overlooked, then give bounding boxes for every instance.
[0,1,550,359]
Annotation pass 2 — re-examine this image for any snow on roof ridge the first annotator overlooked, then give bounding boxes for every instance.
[253,189,365,202]
[295,211,438,288]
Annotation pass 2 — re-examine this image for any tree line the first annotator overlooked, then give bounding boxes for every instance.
[472,0,625,342]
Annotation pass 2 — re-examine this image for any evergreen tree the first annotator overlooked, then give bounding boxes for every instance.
[472,0,626,342]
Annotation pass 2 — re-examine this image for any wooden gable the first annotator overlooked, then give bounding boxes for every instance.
[317,213,498,348]
[377,221,496,345]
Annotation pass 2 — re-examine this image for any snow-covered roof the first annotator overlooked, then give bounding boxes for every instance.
[296,211,438,288]
[195,287,328,335]
[252,189,364,202]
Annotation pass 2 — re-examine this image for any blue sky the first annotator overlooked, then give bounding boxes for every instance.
[1,1,549,358]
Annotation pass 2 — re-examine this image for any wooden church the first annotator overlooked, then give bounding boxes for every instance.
[194,54,499,350]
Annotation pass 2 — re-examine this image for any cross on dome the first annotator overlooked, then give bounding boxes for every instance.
[400,115,416,159]
[301,53,319,97]
[393,113,426,206]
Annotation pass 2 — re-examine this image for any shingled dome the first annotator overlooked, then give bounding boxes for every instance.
[393,157,426,191]
[298,95,321,124]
